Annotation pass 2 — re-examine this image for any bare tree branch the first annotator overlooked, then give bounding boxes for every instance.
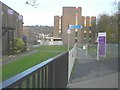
[26,0,39,8]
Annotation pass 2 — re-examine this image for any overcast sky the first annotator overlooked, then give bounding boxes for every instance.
[0,0,117,26]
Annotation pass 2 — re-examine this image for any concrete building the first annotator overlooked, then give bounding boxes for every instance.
[54,7,96,46]
[0,1,23,56]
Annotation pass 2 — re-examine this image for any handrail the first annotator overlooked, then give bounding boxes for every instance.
[68,44,77,82]
[1,52,68,89]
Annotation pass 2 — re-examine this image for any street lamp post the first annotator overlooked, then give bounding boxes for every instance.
[68,32,69,51]
[67,29,71,51]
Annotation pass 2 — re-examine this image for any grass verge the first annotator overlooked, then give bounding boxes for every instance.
[34,45,69,51]
[2,51,60,81]
[2,45,68,82]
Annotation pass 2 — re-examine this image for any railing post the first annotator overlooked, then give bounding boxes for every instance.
[37,70,40,88]
[41,68,44,88]
[54,52,68,88]
[48,62,54,88]
[26,77,30,88]
[44,66,47,88]
[18,83,22,89]
[32,74,36,88]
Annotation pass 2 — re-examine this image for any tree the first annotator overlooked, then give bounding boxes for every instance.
[26,0,39,8]
[97,13,118,43]
[96,0,119,43]
[112,0,119,14]
[14,38,25,53]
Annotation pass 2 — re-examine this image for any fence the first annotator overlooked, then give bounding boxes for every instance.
[87,44,118,60]
[68,44,77,82]
[1,52,68,89]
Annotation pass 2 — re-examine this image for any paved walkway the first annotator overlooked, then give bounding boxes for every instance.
[68,72,118,88]
[68,48,118,88]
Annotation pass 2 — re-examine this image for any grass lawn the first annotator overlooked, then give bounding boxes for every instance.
[2,45,68,82]
[34,45,69,51]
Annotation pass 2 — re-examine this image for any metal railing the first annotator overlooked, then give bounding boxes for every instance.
[87,44,118,59]
[68,44,77,81]
[74,43,119,61]
[1,52,68,89]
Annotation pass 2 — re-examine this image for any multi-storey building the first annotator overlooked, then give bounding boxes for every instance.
[54,7,96,46]
[0,1,23,56]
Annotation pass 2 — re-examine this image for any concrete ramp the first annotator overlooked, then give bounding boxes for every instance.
[68,72,118,88]
[68,48,118,88]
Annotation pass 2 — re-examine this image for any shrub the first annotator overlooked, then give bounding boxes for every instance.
[14,38,25,53]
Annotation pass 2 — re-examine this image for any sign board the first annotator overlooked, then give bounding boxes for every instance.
[83,46,86,50]
[98,32,106,57]
[69,25,82,29]
[67,29,71,34]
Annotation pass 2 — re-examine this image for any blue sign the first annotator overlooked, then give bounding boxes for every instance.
[69,25,82,29]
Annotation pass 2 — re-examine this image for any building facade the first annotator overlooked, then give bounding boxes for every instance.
[0,1,23,56]
[54,7,96,46]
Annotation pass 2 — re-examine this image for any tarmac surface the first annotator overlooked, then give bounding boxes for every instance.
[67,48,118,88]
